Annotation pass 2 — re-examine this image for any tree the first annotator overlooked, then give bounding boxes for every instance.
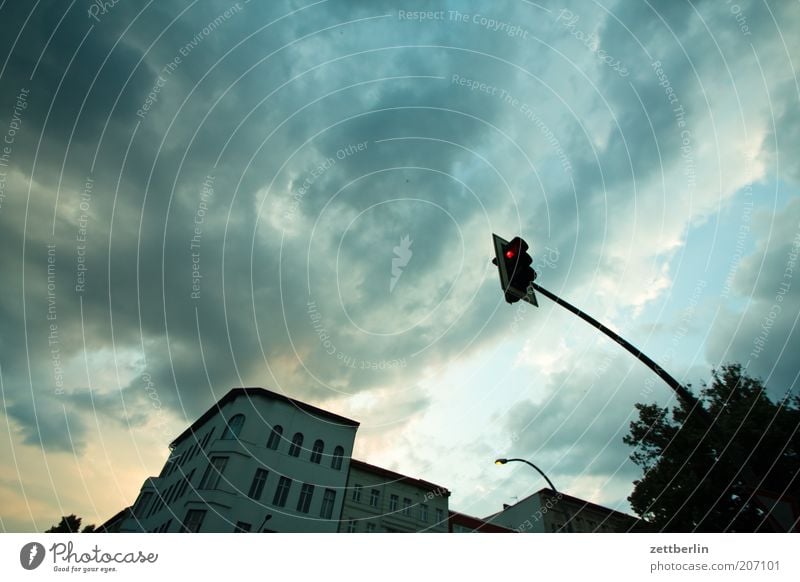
[44,514,96,533]
[624,363,800,532]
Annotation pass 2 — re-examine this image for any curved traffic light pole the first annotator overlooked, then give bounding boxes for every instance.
[529,282,701,410]
[528,281,779,529]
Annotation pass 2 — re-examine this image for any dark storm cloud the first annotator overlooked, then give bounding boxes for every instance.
[0,0,798,533]
[0,0,545,449]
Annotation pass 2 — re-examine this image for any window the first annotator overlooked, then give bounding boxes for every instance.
[181,509,206,533]
[420,503,429,522]
[201,427,215,449]
[234,521,251,533]
[178,469,195,499]
[346,519,357,533]
[369,489,380,507]
[402,498,412,516]
[331,445,344,470]
[310,439,324,464]
[352,484,363,502]
[435,508,444,523]
[248,468,269,500]
[221,414,245,440]
[366,523,376,532]
[297,483,315,513]
[266,425,283,450]
[288,432,304,457]
[273,476,292,507]
[161,519,172,532]
[164,484,176,505]
[320,489,336,519]
[389,494,399,512]
[146,495,163,518]
[198,456,228,489]
[133,492,153,518]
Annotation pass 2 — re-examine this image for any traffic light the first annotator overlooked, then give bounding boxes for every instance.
[492,234,538,305]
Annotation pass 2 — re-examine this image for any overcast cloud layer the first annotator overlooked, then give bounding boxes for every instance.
[1,0,798,531]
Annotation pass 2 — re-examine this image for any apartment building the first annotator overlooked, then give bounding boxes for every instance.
[338,460,450,532]
[118,386,359,533]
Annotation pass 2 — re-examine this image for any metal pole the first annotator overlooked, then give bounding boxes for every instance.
[506,458,558,493]
[530,282,701,410]
[526,281,770,529]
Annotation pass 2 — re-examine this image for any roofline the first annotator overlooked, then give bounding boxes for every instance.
[170,387,360,447]
[449,510,516,532]
[96,507,131,531]
[485,487,639,522]
[349,459,451,495]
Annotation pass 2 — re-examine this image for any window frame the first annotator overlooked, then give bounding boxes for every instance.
[181,509,207,533]
[352,484,363,502]
[221,414,245,440]
[331,445,344,470]
[198,456,228,490]
[297,483,315,513]
[288,432,304,457]
[369,489,380,508]
[389,494,399,512]
[320,488,336,519]
[310,439,324,464]
[273,476,292,507]
[248,468,269,500]
[266,425,283,450]
[435,508,445,524]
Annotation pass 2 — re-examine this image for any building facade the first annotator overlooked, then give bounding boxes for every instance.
[484,488,639,533]
[338,460,450,532]
[118,387,359,533]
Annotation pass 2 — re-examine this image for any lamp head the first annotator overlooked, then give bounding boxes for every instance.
[495,458,508,465]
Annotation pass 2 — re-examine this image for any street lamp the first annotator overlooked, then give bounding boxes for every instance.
[495,458,558,493]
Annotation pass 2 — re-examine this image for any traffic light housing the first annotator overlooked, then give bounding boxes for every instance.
[492,234,538,305]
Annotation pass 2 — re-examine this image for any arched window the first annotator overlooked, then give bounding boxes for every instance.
[331,445,344,470]
[288,432,304,457]
[221,414,245,440]
[267,425,283,450]
[310,439,324,464]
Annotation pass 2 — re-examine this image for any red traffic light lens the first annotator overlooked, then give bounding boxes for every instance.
[505,249,516,259]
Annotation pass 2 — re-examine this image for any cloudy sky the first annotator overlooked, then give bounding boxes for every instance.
[0,0,798,531]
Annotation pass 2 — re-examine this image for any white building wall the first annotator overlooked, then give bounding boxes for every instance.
[338,462,449,532]
[120,389,358,533]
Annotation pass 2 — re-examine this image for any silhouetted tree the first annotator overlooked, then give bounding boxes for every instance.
[44,514,96,533]
[624,363,799,532]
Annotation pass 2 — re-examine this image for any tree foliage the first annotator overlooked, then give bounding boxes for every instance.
[44,514,96,533]
[624,363,800,532]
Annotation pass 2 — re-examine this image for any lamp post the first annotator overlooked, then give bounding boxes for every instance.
[495,458,558,493]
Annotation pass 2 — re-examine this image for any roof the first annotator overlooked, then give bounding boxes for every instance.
[449,511,516,533]
[485,487,639,524]
[170,387,360,447]
[349,459,451,496]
